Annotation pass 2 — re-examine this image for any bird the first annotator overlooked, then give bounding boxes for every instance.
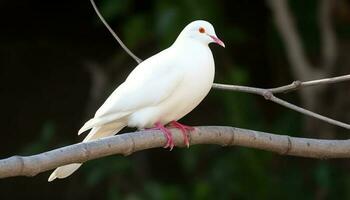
[48,20,225,182]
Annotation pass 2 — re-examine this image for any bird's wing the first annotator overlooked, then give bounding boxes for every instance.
[78,49,183,134]
[95,49,184,118]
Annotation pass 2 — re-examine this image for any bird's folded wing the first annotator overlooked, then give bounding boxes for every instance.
[94,60,184,119]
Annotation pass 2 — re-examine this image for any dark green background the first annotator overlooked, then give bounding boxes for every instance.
[1,0,350,199]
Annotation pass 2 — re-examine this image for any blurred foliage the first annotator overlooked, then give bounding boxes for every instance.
[20,121,56,155]
[1,0,350,199]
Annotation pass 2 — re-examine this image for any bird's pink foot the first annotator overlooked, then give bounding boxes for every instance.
[154,122,175,150]
[170,121,195,148]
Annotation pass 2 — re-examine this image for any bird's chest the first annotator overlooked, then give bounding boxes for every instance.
[129,45,215,128]
[180,48,215,91]
[159,49,215,119]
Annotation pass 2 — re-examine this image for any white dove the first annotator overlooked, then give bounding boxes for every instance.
[48,20,225,181]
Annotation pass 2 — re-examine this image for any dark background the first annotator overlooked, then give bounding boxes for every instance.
[1,0,350,199]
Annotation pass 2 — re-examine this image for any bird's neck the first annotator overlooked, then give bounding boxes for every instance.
[172,36,208,49]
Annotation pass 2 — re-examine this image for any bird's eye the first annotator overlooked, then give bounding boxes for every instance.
[198,27,205,33]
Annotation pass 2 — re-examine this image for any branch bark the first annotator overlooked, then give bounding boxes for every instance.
[2,126,350,179]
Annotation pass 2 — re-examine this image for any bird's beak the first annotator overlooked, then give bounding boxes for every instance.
[209,35,225,48]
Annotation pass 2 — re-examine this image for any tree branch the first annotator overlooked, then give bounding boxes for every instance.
[213,74,350,94]
[212,74,350,130]
[2,126,350,179]
[268,74,350,93]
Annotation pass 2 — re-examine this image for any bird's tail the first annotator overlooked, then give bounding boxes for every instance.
[48,121,126,182]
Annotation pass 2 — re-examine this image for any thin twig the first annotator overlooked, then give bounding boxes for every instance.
[270,96,350,129]
[213,74,350,130]
[90,0,142,64]
[2,126,350,179]
[268,74,350,93]
[213,74,350,94]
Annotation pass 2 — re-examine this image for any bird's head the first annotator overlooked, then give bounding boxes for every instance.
[177,20,225,48]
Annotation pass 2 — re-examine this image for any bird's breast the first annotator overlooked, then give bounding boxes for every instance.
[157,47,215,123]
[128,45,215,128]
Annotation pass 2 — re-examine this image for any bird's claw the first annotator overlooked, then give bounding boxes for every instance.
[154,122,175,150]
[152,121,195,150]
[163,136,174,151]
[170,121,195,148]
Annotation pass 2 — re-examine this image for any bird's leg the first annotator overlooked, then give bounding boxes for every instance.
[153,122,175,150]
[169,121,195,148]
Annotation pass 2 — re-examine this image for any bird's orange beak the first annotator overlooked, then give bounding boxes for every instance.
[209,35,225,48]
